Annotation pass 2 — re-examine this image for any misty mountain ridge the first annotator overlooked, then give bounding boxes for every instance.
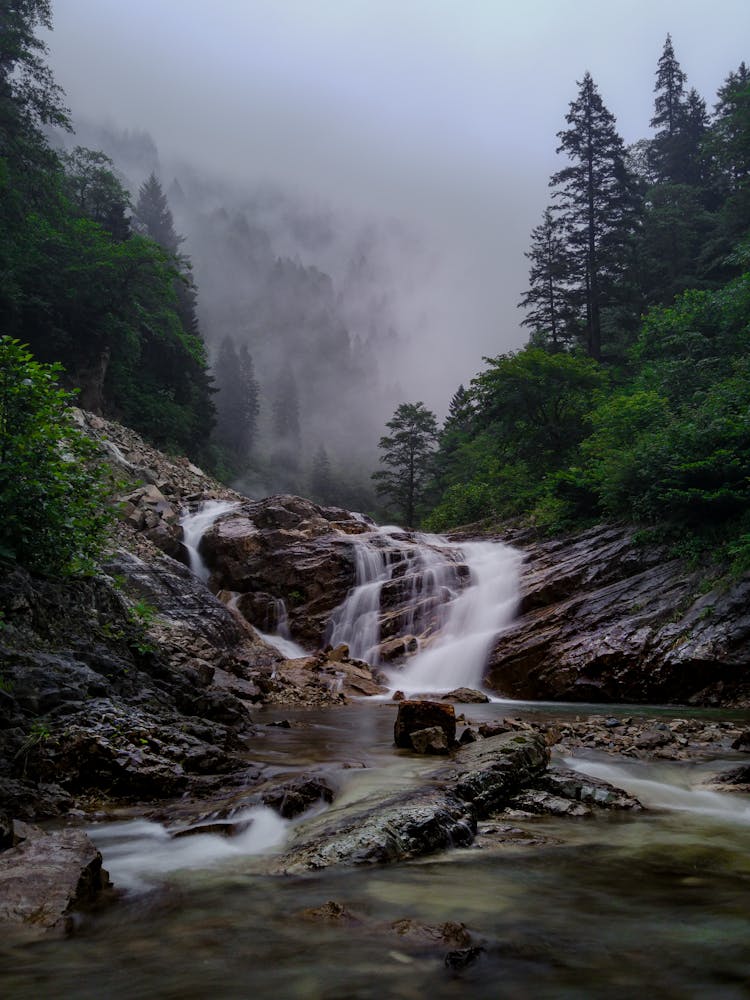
[52,118,441,506]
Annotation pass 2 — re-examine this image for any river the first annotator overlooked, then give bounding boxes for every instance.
[2,700,749,999]
[2,511,748,997]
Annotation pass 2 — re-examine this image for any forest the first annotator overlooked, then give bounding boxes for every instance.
[2,5,749,572]
[381,37,750,577]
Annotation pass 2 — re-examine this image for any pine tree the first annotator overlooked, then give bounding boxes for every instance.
[214,335,259,459]
[238,343,260,455]
[432,384,474,490]
[310,444,334,502]
[649,35,687,180]
[134,173,181,252]
[519,207,576,350]
[551,72,638,360]
[271,365,301,473]
[372,402,438,527]
[135,173,200,341]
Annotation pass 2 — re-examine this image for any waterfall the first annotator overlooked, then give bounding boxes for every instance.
[326,531,395,661]
[180,499,238,582]
[256,598,309,659]
[396,538,521,694]
[324,525,521,691]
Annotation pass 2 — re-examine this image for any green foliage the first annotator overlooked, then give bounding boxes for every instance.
[0,5,215,465]
[0,337,111,575]
[373,401,438,527]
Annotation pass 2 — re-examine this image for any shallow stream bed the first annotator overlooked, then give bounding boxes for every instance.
[3,700,750,999]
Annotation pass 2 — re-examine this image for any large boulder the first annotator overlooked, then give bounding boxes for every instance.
[199,496,361,644]
[394,700,456,749]
[0,825,110,939]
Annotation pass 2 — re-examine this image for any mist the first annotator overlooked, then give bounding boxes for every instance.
[43,0,750,498]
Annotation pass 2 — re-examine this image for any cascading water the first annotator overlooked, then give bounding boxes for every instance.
[397,537,522,694]
[325,524,522,693]
[180,499,238,582]
[256,598,309,659]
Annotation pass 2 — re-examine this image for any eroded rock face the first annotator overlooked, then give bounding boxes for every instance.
[199,495,362,644]
[485,524,750,705]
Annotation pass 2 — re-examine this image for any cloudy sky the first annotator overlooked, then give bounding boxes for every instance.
[45,0,750,407]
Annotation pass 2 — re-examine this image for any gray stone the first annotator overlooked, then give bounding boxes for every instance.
[0,826,110,938]
[410,726,450,754]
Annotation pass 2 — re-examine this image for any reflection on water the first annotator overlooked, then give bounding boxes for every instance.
[2,702,750,1000]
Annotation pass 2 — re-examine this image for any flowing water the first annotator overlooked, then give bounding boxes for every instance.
[4,516,749,997]
[325,524,521,694]
[4,702,750,1000]
[180,499,239,582]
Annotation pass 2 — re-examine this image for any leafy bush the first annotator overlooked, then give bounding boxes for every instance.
[0,337,110,575]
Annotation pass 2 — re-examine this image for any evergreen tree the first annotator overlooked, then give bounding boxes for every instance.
[551,72,639,360]
[710,62,750,248]
[238,342,260,455]
[271,365,301,476]
[648,34,687,182]
[135,173,201,347]
[310,444,334,502]
[213,336,259,459]
[272,365,300,445]
[0,0,69,152]
[519,207,576,350]
[432,384,475,491]
[372,401,438,527]
[61,146,131,240]
[134,173,181,253]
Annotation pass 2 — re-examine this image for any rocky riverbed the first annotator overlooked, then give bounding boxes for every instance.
[1,411,749,942]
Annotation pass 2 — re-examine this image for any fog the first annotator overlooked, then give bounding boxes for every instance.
[44,0,750,483]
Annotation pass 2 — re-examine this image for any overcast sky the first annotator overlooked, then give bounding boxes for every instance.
[45,0,750,407]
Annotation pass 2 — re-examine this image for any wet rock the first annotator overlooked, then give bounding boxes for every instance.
[410,727,450,755]
[390,919,471,949]
[708,764,750,790]
[451,733,550,816]
[274,732,548,873]
[394,700,456,749]
[458,727,478,745]
[0,826,110,938]
[275,787,475,872]
[478,722,510,738]
[506,789,592,817]
[171,819,251,839]
[299,900,363,925]
[378,636,419,662]
[445,946,485,970]
[731,729,750,751]
[441,687,490,704]
[261,775,335,819]
[485,522,750,705]
[537,768,643,810]
[634,728,674,749]
[199,496,359,644]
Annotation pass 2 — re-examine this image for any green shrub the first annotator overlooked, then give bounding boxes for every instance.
[0,337,111,575]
